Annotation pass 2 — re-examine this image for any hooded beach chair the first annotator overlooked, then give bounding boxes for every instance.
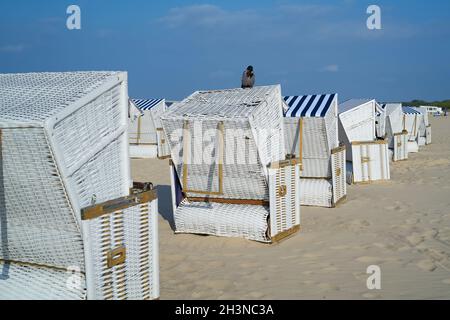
[161,85,301,243]
[382,103,409,162]
[412,106,431,145]
[0,72,159,300]
[339,99,390,184]
[128,98,171,159]
[283,94,346,207]
[402,106,423,153]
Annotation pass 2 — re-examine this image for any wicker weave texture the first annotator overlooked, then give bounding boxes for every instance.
[331,147,346,205]
[0,128,84,269]
[0,72,120,124]
[86,201,159,300]
[70,136,129,210]
[52,84,123,170]
[162,85,285,168]
[0,261,86,300]
[284,117,331,178]
[174,200,270,243]
[339,102,376,143]
[165,119,268,200]
[162,86,285,200]
[300,179,333,207]
[268,164,300,236]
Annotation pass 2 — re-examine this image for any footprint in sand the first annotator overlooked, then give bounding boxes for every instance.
[356,256,383,264]
[406,218,421,225]
[406,234,425,246]
[322,266,339,272]
[417,259,437,272]
[373,243,387,249]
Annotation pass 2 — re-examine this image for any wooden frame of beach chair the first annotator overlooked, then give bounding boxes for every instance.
[0,72,159,300]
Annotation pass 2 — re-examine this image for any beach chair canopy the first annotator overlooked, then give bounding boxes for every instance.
[338,99,377,143]
[131,98,164,111]
[161,85,286,201]
[284,94,337,118]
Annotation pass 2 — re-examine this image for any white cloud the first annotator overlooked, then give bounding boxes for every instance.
[279,4,336,16]
[0,44,26,53]
[158,4,260,29]
[157,4,420,42]
[320,64,339,72]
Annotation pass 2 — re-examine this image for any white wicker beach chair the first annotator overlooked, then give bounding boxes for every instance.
[283,94,346,208]
[161,85,301,243]
[412,106,431,145]
[382,103,409,162]
[339,99,390,184]
[0,72,159,300]
[402,106,423,153]
[128,98,170,159]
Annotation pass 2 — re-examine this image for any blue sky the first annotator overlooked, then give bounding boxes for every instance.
[0,0,449,101]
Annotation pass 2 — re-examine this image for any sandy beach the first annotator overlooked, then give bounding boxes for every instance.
[131,116,450,300]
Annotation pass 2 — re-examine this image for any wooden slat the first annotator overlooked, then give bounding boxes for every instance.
[0,258,83,274]
[188,197,269,206]
[393,130,408,137]
[268,158,301,169]
[81,189,157,221]
[331,145,346,155]
[352,140,387,146]
[270,225,300,244]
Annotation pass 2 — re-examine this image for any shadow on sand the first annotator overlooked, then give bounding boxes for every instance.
[156,185,176,231]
